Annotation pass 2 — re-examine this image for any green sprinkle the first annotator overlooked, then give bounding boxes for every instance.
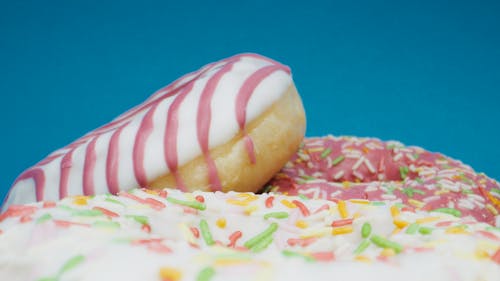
[418,227,433,235]
[263,212,289,220]
[386,186,396,195]
[361,222,372,238]
[244,222,278,249]
[405,223,419,234]
[331,155,345,166]
[461,189,473,194]
[58,205,74,212]
[300,175,316,181]
[60,255,85,274]
[167,197,206,210]
[105,198,126,206]
[353,239,370,255]
[37,277,58,281]
[401,188,426,198]
[320,147,332,158]
[431,207,462,218]
[282,250,315,262]
[250,234,273,252]
[261,185,274,193]
[93,221,120,229]
[36,213,52,224]
[199,219,215,246]
[370,201,386,206]
[298,194,309,200]
[486,226,500,232]
[73,209,103,217]
[370,235,403,253]
[413,153,420,159]
[126,215,149,225]
[415,177,424,184]
[399,166,409,180]
[196,267,216,281]
[387,144,396,150]
[491,188,500,195]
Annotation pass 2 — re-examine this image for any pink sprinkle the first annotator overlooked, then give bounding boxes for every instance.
[313,204,330,214]
[20,216,33,223]
[53,220,90,228]
[476,230,500,242]
[311,251,335,262]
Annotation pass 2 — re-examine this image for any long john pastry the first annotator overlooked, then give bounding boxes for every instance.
[4,53,306,208]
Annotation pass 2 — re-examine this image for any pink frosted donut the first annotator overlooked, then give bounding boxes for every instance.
[267,136,500,226]
[3,53,306,210]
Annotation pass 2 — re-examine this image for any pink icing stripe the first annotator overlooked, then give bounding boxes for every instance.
[133,103,161,187]
[197,57,240,191]
[83,138,98,196]
[59,149,75,199]
[235,64,288,163]
[164,83,196,191]
[11,168,45,202]
[106,123,128,194]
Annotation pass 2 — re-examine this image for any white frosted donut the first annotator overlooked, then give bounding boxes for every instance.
[3,54,306,209]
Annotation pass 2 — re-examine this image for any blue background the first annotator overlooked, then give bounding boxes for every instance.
[1,0,499,202]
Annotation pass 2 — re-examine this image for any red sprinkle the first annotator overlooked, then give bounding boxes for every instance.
[53,220,90,228]
[228,231,243,247]
[20,216,33,223]
[311,251,335,262]
[190,227,200,238]
[148,242,172,254]
[0,205,38,222]
[331,218,353,227]
[476,230,500,242]
[92,206,119,218]
[43,201,56,208]
[292,200,310,217]
[492,248,500,264]
[313,204,330,214]
[195,195,205,203]
[141,224,152,233]
[265,196,274,208]
[287,237,317,247]
[144,198,166,210]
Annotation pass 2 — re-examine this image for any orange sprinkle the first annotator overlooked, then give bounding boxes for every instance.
[265,196,274,208]
[332,226,353,235]
[337,200,348,218]
[159,266,182,281]
[281,199,297,208]
[292,200,310,216]
[144,198,166,210]
[92,206,119,218]
[331,218,353,227]
[362,147,370,154]
[287,237,317,247]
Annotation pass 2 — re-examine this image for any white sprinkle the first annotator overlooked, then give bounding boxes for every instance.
[422,195,441,203]
[333,170,345,180]
[352,157,365,170]
[467,193,485,203]
[393,153,403,162]
[364,158,376,174]
[329,190,342,198]
[458,199,475,210]
[365,185,378,192]
[382,194,397,200]
[405,153,416,162]
[353,170,364,180]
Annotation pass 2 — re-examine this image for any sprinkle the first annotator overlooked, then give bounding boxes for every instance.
[393,219,409,229]
[446,226,469,234]
[405,223,419,234]
[431,207,462,218]
[295,220,308,228]
[298,194,309,201]
[72,196,88,206]
[332,226,353,235]
[250,235,274,252]
[167,197,206,210]
[43,201,56,208]
[311,251,335,262]
[158,190,168,198]
[492,248,500,264]
[216,218,226,228]
[196,267,216,281]
[281,199,297,208]
[265,196,275,208]
[418,227,433,235]
[36,213,52,224]
[332,155,345,166]
[370,235,403,253]
[361,222,372,238]
[199,219,215,246]
[126,215,149,225]
[244,205,258,215]
[408,199,425,208]
[287,237,317,247]
[60,255,85,274]
[486,204,498,215]
[331,218,353,227]
[354,255,371,262]
[292,200,310,216]
[141,224,151,233]
[159,266,182,281]
[228,231,242,247]
[282,250,315,262]
[92,206,119,218]
[337,200,348,218]
[390,205,400,217]
[320,147,332,158]
[244,222,278,249]
[415,217,440,224]
[349,199,370,205]
[144,198,166,210]
[105,198,126,206]
[190,227,200,238]
[380,248,396,257]
[399,166,409,180]
[73,209,103,217]
[353,239,371,255]
[263,212,289,220]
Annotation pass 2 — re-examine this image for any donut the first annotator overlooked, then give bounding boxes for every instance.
[3,53,306,209]
[0,188,499,280]
[266,136,500,226]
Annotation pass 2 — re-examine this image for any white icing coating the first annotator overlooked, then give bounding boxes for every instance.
[3,54,292,209]
[0,188,499,281]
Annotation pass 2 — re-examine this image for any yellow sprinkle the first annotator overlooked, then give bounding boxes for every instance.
[159,266,182,281]
[354,255,371,263]
[337,200,348,218]
[216,218,227,228]
[308,147,324,153]
[434,189,450,195]
[331,226,353,235]
[215,259,250,266]
[415,217,440,224]
[226,199,249,206]
[393,219,409,229]
[178,223,197,245]
[300,227,331,239]
[391,227,402,235]
[349,199,370,205]
[236,193,259,201]
[342,181,351,189]
[73,197,88,206]
[408,199,425,208]
[352,212,362,219]
[380,248,396,257]
[390,205,400,217]
[486,204,498,215]
[227,194,258,206]
[475,249,490,260]
[295,220,308,229]
[281,199,297,208]
[244,205,258,215]
[143,189,159,195]
[445,226,470,235]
